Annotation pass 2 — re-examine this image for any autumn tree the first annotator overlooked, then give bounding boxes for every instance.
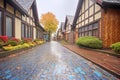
[40,12,59,33]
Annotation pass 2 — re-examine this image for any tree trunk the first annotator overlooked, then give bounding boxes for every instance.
[48,31,51,41]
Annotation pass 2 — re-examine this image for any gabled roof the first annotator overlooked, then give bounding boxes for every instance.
[31,1,39,23]
[66,15,74,25]
[38,24,45,32]
[72,0,83,30]
[15,0,34,11]
[61,22,65,28]
[39,24,45,32]
[7,0,44,32]
[95,0,120,8]
[9,0,39,24]
[7,0,28,15]
[72,0,120,30]
[10,0,38,18]
[64,15,74,30]
[60,22,65,32]
[103,0,120,3]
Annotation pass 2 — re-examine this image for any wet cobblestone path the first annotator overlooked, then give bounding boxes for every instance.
[0,41,118,80]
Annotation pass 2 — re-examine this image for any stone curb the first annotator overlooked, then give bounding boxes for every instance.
[0,44,43,58]
[77,46,120,58]
[63,45,120,79]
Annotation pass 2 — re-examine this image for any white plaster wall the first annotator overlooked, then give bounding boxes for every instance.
[15,18,21,39]
[33,27,36,39]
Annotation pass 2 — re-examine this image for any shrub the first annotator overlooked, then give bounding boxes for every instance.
[0,39,4,44]
[22,43,30,48]
[19,41,24,45]
[3,45,23,51]
[3,46,15,51]
[27,42,36,47]
[22,38,32,43]
[34,39,45,45]
[110,42,120,54]
[0,36,8,42]
[14,45,23,50]
[0,39,4,48]
[0,44,2,48]
[11,38,20,42]
[34,39,40,42]
[76,36,103,49]
[7,40,18,46]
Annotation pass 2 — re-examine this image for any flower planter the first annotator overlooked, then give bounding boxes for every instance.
[0,45,40,58]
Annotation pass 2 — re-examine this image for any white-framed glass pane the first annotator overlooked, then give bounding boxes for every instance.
[0,11,2,35]
[93,22,98,29]
[88,25,92,30]
[6,16,12,37]
[25,26,27,38]
[28,26,31,38]
[88,31,92,36]
[93,29,98,37]
[21,24,25,38]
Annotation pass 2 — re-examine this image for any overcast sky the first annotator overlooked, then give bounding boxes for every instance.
[36,0,79,25]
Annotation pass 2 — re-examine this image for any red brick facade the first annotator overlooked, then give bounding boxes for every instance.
[100,9,120,48]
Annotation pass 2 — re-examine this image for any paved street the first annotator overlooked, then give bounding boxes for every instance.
[0,41,118,80]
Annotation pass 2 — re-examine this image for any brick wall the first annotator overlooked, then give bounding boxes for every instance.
[101,9,120,48]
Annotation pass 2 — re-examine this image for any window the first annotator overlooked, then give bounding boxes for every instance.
[93,22,99,37]
[82,32,84,36]
[85,26,88,31]
[88,31,92,36]
[93,29,98,37]
[93,22,98,29]
[0,11,2,35]
[36,29,40,39]
[6,16,13,37]
[27,26,30,38]
[78,22,99,37]
[21,23,25,38]
[82,27,84,32]
[88,25,92,30]
[36,29,38,38]
[25,26,27,38]
[26,26,30,38]
[30,27,33,38]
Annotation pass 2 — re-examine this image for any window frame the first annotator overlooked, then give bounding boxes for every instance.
[0,10,3,36]
[78,21,99,37]
[5,15,14,37]
[21,23,25,39]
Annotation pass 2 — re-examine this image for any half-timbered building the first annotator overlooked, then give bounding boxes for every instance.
[0,0,44,40]
[72,0,120,48]
[64,15,74,43]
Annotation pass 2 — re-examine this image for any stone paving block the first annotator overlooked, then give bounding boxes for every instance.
[0,41,119,80]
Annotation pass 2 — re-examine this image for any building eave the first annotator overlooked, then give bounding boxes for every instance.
[95,0,120,8]
[8,0,29,16]
[32,0,39,23]
[71,0,83,31]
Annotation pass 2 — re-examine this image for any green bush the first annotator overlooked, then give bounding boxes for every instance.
[19,41,24,45]
[34,39,40,42]
[110,42,120,54]
[76,36,103,49]
[7,40,18,46]
[0,44,2,48]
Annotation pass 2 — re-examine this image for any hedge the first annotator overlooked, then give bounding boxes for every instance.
[110,42,120,54]
[76,36,103,49]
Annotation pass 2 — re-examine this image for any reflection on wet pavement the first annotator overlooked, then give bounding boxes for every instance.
[0,41,118,80]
